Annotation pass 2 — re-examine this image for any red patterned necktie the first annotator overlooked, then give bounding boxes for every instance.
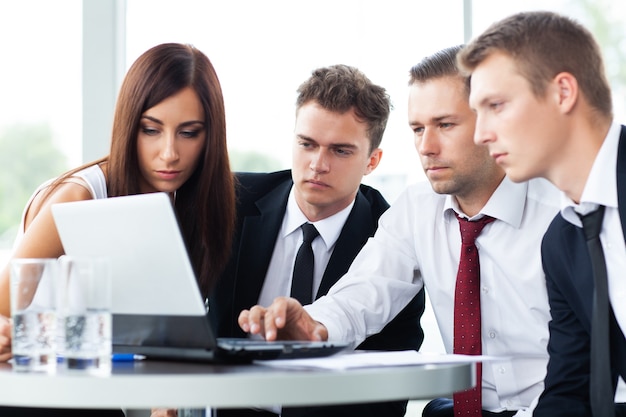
[453,213,495,417]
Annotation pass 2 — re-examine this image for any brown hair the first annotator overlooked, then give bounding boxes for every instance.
[52,43,235,294]
[409,45,468,95]
[458,11,612,118]
[295,64,391,152]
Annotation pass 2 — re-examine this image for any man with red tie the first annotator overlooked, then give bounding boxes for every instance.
[239,45,561,417]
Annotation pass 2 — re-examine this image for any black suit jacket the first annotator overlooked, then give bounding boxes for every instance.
[209,170,425,417]
[535,126,626,416]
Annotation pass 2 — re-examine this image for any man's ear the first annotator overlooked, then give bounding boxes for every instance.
[364,148,383,175]
[553,72,579,114]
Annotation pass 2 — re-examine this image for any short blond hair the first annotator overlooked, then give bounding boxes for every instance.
[458,11,612,118]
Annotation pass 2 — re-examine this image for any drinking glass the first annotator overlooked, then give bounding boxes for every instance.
[10,258,59,373]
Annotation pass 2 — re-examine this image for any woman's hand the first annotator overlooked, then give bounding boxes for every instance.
[0,315,12,362]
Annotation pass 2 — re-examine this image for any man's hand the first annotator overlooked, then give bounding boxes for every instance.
[0,315,12,362]
[238,296,328,341]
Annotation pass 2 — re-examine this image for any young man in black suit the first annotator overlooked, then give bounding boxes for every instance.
[209,65,425,417]
[459,11,626,417]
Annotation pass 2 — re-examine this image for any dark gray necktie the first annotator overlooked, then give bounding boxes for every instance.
[290,223,319,304]
[578,205,614,417]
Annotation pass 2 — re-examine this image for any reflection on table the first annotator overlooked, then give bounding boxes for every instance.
[0,359,474,409]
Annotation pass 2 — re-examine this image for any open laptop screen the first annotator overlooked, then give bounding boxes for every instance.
[52,192,205,316]
[52,193,349,363]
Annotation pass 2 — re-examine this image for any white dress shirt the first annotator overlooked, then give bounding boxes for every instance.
[305,176,561,414]
[559,121,626,335]
[257,187,354,308]
[255,187,354,415]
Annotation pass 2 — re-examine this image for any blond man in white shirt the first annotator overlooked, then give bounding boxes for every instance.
[459,11,626,417]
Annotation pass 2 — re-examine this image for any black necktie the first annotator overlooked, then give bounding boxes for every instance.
[290,223,319,304]
[578,205,614,417]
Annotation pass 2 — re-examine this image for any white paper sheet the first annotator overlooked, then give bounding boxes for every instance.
[255,350,510,370]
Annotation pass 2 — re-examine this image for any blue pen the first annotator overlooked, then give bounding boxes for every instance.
[112,353,146,362]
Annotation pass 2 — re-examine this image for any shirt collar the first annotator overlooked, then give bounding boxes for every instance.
[443,176,528,228]
[560,120,620,226]
[283,186,355,251]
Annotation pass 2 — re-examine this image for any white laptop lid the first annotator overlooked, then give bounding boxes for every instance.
[51,193,206,316]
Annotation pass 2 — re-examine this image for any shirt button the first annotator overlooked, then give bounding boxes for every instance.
[499,366,506,374]
[489,331,496,339]
[482,286,489,294]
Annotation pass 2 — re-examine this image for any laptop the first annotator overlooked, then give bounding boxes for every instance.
[51,192,348,363]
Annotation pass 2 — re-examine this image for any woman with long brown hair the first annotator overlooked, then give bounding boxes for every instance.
[0,43,235,378]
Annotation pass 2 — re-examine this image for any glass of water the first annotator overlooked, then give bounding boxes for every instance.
[57,256,112,375]
[10,258,59,373]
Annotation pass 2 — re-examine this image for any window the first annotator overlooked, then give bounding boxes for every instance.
[0,0,82,253]
[472,0,626,121]
[125,0,466,201]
